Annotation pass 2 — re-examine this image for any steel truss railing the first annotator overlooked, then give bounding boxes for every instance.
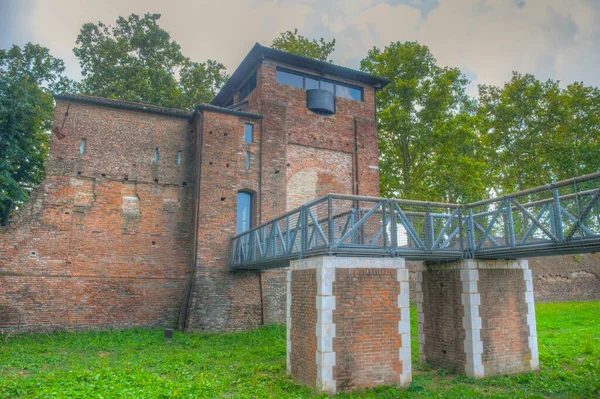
[230,172,600,270]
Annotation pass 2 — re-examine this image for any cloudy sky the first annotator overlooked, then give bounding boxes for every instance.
[2,0,600,95]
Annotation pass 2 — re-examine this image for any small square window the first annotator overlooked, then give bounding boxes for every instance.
[244,123,253,143]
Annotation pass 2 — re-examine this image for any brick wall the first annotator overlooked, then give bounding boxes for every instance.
[287,257,410,395]
[417,260,537,377]
[184,109,264,331]
[407,255,600,304]
[419,269,466,370]
[333,268,402,391]
[478,269,530,375]
[289,268,317,387]
[286,145,353,210]
[261,269,287,324]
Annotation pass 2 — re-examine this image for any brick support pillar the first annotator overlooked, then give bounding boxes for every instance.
[287,256,411,395]
[417,259,539,378]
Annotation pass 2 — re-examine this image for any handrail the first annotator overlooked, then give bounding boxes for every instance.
[230,175,600,269]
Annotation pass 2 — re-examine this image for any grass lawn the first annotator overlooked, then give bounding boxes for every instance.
[1,301,599,398]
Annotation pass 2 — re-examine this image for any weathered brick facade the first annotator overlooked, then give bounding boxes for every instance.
[1,101,194,332]
[0,44,385,333]
[416,260,538,377]
[287,257,411,395]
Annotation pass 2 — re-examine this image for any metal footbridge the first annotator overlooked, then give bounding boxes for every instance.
[230,172,600,270]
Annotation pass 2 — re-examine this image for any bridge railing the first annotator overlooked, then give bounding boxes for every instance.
[230,172,600,269]
[230,194,464,269]
[467,172,600,258]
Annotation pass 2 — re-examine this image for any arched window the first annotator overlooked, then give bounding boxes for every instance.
[236,191,253,234]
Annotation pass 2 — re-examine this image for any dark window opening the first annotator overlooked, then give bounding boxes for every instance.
[244,123,254,143]
[239,72,257,101]
[236,191,252,234]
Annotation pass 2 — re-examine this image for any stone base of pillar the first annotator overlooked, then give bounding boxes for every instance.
[416,259,539,378]
[287,256,411,395]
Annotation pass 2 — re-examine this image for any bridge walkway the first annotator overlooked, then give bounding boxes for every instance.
[229,172,600,270]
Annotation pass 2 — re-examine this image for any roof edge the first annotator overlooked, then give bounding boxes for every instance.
[190,104,263,122]
[54,93,192,119]
[212,43,391,107]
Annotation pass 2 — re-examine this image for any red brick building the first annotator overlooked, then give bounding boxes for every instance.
[0,44,389,332]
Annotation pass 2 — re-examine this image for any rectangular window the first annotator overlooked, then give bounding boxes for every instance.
[154,148,159,162]
[245,151,250,170]
[276,70,303,88]
[79,138,86,154]
[236,192,252,234]
[336,84,363,101]
[239,72,257,101]
[275,68,364,102]
[244,123,254,143]
[320,80,334,94]
[177,151,182,165]
[305,77,319,90]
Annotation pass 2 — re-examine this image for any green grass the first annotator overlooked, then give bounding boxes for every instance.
[1,301,599,398]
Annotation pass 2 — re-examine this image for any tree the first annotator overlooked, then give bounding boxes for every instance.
[0,43,72,225]
[477,73,600,194]
[360,41,486,203]
[74,13,228,110]
[546,82,600,181]
[271,28,336,62]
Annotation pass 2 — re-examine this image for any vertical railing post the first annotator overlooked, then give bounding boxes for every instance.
[382,199,388,250]
[390,200,398,253]
[458,207,464,253]
[328,195,334,251]
[286,216,290,255]
[552,188,564,241]
[425,204,434,250]
[350,208,356,245]
[301,206,308,258]
[467,207,476,255]
[506,199,516,247]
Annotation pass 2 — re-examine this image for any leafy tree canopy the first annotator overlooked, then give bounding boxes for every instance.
[478,72,600,194]
[0,43,73,225]
[74,13,229,110]
[271,28,336,62]
[361,41,487,203]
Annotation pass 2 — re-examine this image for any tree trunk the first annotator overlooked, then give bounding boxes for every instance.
[1,200,13,226]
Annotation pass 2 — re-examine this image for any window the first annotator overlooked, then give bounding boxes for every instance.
[239,72,257,101]
[244,123,254,143]
[177,151,182,165]
[336,84,363,101]
[154,148,159,162]
[79,138,86,154]
[305,77,319,90]
[275,68,363,102]
[320,80,334,94]
[245,151,250,170]
[276,70,303,88]
[236,192,252,234]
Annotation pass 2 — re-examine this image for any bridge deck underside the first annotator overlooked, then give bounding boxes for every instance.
[230,173,600,270]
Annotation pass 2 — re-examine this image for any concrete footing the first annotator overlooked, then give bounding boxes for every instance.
[286,256,411,395]
[416,259,539,377]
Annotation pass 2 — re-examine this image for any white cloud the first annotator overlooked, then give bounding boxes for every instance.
[7,0,599,92]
